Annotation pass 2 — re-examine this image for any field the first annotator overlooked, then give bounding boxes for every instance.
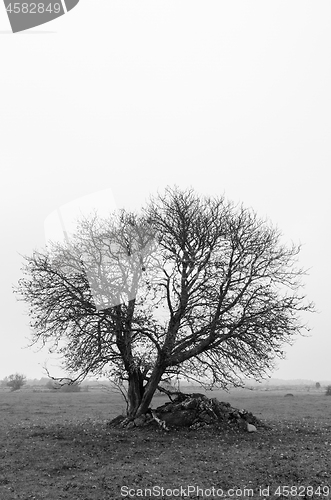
[1,387,331,500]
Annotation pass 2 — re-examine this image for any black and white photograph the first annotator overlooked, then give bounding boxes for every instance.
[1,2,331,498]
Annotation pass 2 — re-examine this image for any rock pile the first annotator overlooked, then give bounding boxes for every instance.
[109,393,267,432]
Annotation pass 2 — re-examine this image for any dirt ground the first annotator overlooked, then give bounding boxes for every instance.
[0,388,330,499]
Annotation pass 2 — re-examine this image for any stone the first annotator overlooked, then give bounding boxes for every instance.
[155,409,196,427]
[199,411,215,424]
[181,398,200,410]
[155,401,176,413]
[237,418,249,431]
[109,393,268,431]
[134,415,146,427]
[189,393,209,400]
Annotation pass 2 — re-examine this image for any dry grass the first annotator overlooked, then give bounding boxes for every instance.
[0,388,331,499]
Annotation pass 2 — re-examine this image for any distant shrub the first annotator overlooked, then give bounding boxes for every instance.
[45,380,57,390]
[325,385,331,396]
[316,382,321,389]
[5,373,26,392]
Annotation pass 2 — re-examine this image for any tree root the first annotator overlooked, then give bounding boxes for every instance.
[150,410,169,431]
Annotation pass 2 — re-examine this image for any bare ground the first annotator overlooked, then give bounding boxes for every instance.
[0,388,330,499]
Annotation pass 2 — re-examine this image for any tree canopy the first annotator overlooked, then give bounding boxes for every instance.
[15,186,314,417]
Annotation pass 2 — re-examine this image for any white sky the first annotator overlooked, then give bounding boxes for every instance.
[0,1,330,382]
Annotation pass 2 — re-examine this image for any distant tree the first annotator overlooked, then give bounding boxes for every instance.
[6,373,26,391]
[325,385,331,396]
[45,379,81,392]
[45,379,58,390]
[58,382,81,393]
[14,186,314,420]
[316,382,321,390]
[39,377,52,385]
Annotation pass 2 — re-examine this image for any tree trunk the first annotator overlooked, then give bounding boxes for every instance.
[126,366,165,419]
[135,367,165,417]
[127,369,145,418]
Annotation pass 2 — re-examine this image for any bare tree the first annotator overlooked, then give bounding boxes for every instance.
[5,373,26,391]
[14,186,314,419]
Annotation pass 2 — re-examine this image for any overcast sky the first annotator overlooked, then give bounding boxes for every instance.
[1,1,330,382]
